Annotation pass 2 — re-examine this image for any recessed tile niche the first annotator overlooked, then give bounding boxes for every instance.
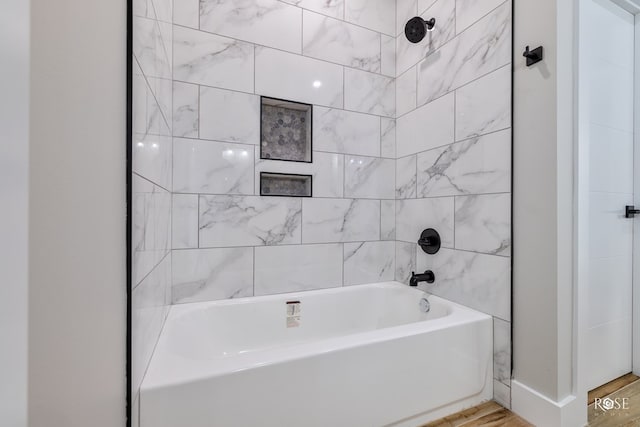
[260,172,312,197]
[260,97,312,163]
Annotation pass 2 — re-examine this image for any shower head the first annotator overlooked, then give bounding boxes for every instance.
[404,16,436,43]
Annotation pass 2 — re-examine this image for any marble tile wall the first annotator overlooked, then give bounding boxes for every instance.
[150,0,512,412]
[394,0,512,406]
[170,0,397,306]
[132,0,173,423]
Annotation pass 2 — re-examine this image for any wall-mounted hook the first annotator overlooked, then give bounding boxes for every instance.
[523,45,543,66]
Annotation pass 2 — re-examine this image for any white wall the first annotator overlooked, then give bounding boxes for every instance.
[511,0,582,424]
[27,0,127,425]
[0,0,29,425]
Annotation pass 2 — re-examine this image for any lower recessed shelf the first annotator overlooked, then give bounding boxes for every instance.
[260,172,312,197]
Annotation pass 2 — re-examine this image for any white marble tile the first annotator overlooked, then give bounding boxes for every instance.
[173,0,199,29]
[172,194,198,249]
[417,248,511,320]
[255,47,344,108]
[302,198,380,243]
[146,75,173,133]
[134,16,171,80]
[344,68,395,117]
[456,65,511,141]
[172,81,199,138]
[494,318,511,386]
[254,244,343,295]
[396,66,417,117]
[396,155,417,199]
[344,156,395,199]
[199,86,260,145]
[133,0,151,19]
[416,1,511,105]
[172,247,253,303]
[396,0,418,37]
[133,133,173,190]
[199,195,302,247]
[152,0,172,22]
[132,254,170,394]
[456,0,507,33]
[381,200,396,241]
[395,241,417,283]
[254,148,344,197]
[417,0,438,14]
[396,92,454,158]
[132,394,140,427]
[344,241,395,286]
[303,11,381,72]
[417,129,511,197]
[313,107,380,157]
[200,0,302,53]
[494,380,511,409]
[396,197,454,247]
[396,0,456,76]
[380,118,396,159]
[345,0,395,35]
[173,138,254,194]
[381,35,396,77]
[280,0,344,18]
[133,176,172,285]
[173,25,254,92]
[133,62,171,137]
[157,21,173,74]
[455,194,511,256]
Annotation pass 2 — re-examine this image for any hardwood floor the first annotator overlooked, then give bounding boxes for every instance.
[588,373,640,427]
[588,373,640,405]
[421,374,640,427]
[421,401,532,427]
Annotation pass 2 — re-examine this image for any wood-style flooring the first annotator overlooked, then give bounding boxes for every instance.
[588,373,640,426]
[421,401,532,427]
[422,373,640,427]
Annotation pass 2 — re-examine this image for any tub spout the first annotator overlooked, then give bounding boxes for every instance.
[409,270,435,287]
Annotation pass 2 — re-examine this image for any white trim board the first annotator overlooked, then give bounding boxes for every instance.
[511,381,584,427]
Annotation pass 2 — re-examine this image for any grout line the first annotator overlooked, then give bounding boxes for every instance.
[398,0,510,75]
[132,171,171,194]
[396,63,512,121]
[172,23,394,78]
[132,55,172,133]
[132,250,172,291]
[170,77,394,120]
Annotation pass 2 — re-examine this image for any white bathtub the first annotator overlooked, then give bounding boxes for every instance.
[140,282,493,427]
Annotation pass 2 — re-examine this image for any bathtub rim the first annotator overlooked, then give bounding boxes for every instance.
[141,281,493,391]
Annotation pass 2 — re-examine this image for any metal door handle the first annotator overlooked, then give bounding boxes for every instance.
[625,205,640,218]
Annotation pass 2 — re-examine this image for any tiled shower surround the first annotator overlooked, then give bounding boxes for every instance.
[170,0,398,302]
[394,0,513,407]
[131,0,174,419]
[132,0,513,417]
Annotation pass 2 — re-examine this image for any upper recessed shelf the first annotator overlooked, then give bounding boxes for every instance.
[260,97,312,163]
